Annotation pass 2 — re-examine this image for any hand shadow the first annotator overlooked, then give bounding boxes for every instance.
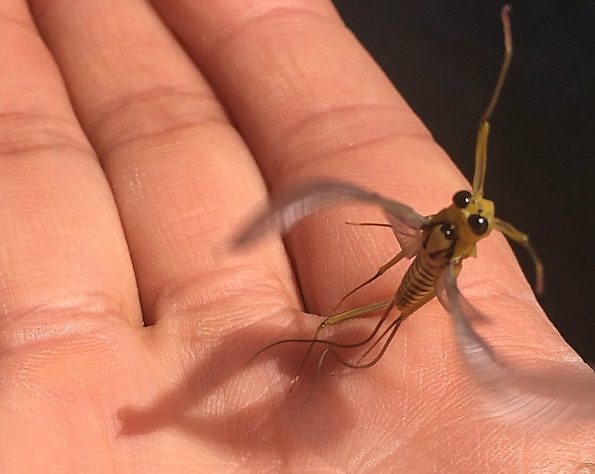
[117,307,388,467]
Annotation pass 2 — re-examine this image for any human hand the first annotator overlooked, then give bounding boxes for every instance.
[1,0,593,471]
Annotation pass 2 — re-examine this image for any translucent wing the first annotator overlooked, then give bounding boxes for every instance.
[233,180,428,247]
[436,262,595,423]
[384,212,424,258]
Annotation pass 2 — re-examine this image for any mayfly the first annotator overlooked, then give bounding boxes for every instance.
[234,5,594,421]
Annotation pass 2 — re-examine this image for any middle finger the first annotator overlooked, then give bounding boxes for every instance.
[30,0,297,325]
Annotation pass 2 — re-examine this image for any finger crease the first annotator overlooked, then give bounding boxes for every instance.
[85,87,228,156]
[0,111,91,158]
[202,5,339,57]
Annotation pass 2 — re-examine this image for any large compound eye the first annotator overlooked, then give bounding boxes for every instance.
[440,222,457,241]
[468,214,489,235]
[452,190,472,208]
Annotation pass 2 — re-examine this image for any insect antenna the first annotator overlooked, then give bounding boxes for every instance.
[472,4,513,197]
[344,222,392,228]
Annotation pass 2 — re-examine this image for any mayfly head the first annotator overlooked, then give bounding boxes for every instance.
[447,190,495,247]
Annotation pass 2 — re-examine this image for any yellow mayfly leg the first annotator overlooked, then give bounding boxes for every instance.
[471,4,544,295]
[472,4,513,197]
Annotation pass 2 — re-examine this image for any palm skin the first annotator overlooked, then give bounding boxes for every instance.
[0,0,593,472]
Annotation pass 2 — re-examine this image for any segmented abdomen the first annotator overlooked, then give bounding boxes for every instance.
[395,255,442,313]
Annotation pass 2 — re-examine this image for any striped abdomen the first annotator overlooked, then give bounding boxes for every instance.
[395,254,443,313]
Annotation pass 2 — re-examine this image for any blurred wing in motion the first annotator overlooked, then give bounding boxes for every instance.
[436,262,595,423]
[233,179,428,247]
[384,212,424,258]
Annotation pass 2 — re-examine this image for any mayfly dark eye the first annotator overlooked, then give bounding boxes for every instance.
[440,223,457,241]
[468,215,489,235]
[452,190,472,209]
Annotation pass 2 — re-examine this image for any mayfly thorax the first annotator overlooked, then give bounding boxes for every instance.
[233,5,595,422]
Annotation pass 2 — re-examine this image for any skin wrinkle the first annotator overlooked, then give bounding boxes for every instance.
[265,101,427,152]
[195,4,340,57]
[0,111,91,158]
[0,247,136,329]
[0,292,131,354]
[85,86,227,157]
[152,264,294,325]
[262,104,434,186]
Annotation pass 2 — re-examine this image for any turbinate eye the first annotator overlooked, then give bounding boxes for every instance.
[453,190,472,208]
[468,214,489,235]
[440,223,457,241]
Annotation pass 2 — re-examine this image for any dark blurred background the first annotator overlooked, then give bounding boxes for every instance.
[332,1,595,362]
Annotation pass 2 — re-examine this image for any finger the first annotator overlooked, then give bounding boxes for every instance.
[29,0,298,325]
[148,0,477,313]
[147,0,576,368]
[0,1,140,335]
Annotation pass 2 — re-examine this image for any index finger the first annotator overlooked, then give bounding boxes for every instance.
[150,0,518,314]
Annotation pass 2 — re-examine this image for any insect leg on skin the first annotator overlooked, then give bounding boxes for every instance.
[234,5,594,421]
